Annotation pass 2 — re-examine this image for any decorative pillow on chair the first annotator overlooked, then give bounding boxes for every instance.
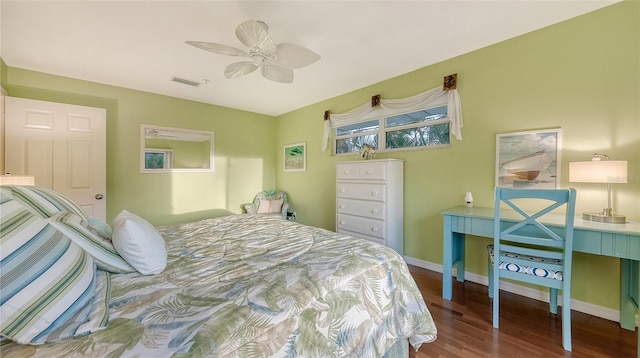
[257,198,284,214]
[0,190,109,344]
[112,210,167,275]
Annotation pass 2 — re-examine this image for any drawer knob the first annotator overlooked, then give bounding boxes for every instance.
[340,221,346,225]
[340,205,346,209]
[344,170,350,174]
[340,189,346,193]
[371,227,378,232]
[371,191,378,196]
[366,170,373,174]
[372,209,378,214]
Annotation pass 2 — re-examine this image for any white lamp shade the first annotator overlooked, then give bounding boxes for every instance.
[569,161,627,183]
[464,192,474,202]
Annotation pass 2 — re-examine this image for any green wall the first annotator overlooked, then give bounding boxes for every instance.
[3,1,638,312]
[4,69,277,225]
[275,1,639,310]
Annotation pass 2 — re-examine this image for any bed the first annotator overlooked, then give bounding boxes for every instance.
[0,185,437,357]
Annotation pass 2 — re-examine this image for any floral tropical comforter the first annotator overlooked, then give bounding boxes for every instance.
[1,214,436,357]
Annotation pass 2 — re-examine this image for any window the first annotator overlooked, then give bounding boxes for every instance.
[334,105,449,154]
[144,149,173,169]
[322,85,463,153]
[335,120,379,154]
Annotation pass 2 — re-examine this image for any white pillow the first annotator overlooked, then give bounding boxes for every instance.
[257,198,284,214]
[112,210,167,275]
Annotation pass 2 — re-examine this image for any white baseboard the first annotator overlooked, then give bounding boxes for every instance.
[404,256,638,327]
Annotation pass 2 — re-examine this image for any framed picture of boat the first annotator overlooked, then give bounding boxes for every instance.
[496,128,561,189]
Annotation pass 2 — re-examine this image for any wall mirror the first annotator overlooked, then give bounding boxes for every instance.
[140,124,214,173]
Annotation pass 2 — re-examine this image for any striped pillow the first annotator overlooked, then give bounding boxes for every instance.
[51,212,134,274]
[35,270,111,343]
[0,192,108,344]
[3,185,89,220]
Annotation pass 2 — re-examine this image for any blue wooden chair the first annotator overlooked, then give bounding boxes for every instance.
[487,187,577,351]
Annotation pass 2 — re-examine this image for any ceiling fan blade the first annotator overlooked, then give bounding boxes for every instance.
[235,20,277,54]
[225,61,259,79]
[185,41,247,57]
[274,43,320,69]
[261,65,294,83]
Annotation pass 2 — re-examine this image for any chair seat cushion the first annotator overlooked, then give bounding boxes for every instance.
[487,245,563,281]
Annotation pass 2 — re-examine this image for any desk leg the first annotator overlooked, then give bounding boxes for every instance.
[454,232,465,283]
[443,215,466,300]
[443,216,454,300]
[619,259,640,358]
[619,259,638,331]
[620,259,640,358]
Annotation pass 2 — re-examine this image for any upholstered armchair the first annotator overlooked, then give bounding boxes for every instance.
[242,190,290,218]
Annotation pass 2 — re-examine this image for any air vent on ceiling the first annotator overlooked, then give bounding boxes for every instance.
[170,76,201,87]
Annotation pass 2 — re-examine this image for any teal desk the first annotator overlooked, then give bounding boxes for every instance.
[442,206,639,355]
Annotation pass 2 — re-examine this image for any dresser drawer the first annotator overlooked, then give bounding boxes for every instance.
[337,198,385,220]
[336,162,387,180]
[337,183,386,201]
[337,214,385,239]
[337,228,385,246]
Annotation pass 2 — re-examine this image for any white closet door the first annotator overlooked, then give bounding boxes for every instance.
[4,97,107,220]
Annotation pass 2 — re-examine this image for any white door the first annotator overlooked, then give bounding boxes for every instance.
[4,97,107,220]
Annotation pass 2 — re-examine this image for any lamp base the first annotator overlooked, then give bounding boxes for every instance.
[582,211,626,224]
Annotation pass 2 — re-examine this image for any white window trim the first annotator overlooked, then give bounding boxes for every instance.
[322,85,463,152]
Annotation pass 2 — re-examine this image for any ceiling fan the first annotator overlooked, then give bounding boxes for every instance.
[186,20,320,83]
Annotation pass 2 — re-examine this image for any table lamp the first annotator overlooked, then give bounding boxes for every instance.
[569,154,627,224]
[0,175,35,186]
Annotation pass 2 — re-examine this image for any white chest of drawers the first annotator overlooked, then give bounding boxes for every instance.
[336,159,404,254]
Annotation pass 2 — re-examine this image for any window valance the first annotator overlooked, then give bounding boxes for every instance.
[322,86,463,151]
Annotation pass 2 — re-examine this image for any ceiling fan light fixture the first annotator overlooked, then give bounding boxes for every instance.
[186,19,320,83]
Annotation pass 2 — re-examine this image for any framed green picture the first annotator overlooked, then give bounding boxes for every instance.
[284,142,306,172]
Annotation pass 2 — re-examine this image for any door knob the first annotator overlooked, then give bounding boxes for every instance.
[95,194,104,200]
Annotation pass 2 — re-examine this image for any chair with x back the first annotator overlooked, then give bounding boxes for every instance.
[487,187,577,351]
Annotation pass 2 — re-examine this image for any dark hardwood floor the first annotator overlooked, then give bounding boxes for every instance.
[407,265,638,358]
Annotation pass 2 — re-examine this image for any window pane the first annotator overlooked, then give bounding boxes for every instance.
[145,152,166,169]
[386,106,448,128]
[386,123,449,149]
[336,120,379,136]
[336,134,378,154]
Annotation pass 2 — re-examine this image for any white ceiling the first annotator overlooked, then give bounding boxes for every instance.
[1,1,619,117]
